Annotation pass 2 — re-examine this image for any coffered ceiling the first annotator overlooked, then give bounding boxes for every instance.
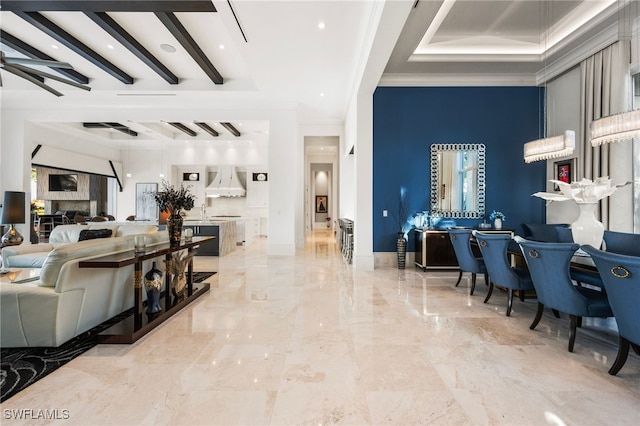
[0,0,629,148]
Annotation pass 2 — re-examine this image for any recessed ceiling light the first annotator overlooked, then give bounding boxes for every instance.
[318,21,326,29]
[320,92,325,97]
[126,173,132,178]
[51,44,59,49]
[219,44,225,49]
[160,43,176,53]
[107,44,114,49]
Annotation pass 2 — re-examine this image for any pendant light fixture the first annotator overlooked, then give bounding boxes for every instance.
[523,0,575,163]
[590,0,640,146]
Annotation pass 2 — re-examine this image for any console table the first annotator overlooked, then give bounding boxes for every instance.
[414,229,458,271]
[79,236,215,344]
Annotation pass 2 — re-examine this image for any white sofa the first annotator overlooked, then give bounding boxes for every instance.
[1,224,167,348]
[2,223,159,268]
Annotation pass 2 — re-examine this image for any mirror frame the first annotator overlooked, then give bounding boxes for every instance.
[430,143,486,219]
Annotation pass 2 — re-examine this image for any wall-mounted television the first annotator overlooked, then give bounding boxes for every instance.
[49,174,78,192]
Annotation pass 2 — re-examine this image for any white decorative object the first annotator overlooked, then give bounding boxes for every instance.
[532,177,632,248]
[494,217,502,229]
[571,203,604,248]
[523,130,575,163]
[590,110,640,146]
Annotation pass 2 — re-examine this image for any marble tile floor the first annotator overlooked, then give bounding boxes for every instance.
[1,229,638,425]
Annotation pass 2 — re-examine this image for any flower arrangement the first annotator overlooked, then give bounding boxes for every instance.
[153,180,196,217]
[532,177,630,204]
[489,210,505,221]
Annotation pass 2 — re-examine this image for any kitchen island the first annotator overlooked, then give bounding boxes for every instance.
[182,220,236,256]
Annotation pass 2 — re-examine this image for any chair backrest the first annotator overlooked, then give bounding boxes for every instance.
[448,229,483,273]
[603,230,640,256]
[74,214,86,224]
[582,245,640,344]
[473,232,520,289]
[126,215,135,221]
[555,226,574,243]
[90,216,107,222]
[518,240,592,313]
[105,214,116,221]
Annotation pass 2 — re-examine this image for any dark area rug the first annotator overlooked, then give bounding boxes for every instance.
[0,271,216,402]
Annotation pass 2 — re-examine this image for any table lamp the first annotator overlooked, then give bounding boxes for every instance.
[1,191,26,246]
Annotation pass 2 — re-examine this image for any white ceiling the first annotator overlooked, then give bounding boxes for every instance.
[0,0,630,148]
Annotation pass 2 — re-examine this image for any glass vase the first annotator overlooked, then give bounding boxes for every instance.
[167,215,183,248]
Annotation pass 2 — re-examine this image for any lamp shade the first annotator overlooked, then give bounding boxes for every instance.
[0,191,26,224]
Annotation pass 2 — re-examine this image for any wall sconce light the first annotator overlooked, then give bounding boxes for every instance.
[0,191,26,246]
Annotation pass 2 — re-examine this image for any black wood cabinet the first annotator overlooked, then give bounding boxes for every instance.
[414,229,459,271]
[183,225,219,256]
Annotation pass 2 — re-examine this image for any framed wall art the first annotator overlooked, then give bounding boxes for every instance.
[135,182,159,221]
[316,195,328,213]
[554,159,574,191]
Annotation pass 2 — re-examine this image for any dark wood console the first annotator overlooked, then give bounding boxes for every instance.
[414,229,459,271]
[79,236,215,344]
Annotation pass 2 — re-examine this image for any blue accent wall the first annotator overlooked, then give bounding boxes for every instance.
[373,86,546,252]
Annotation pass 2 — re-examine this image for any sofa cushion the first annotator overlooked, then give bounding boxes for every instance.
[78,228,113,241]
[115,224,158,237]
[521,223,569,242]
[39,237,131,287]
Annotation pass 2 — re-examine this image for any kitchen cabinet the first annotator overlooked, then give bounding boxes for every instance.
[414,229,458,271]
[183,225,219,256]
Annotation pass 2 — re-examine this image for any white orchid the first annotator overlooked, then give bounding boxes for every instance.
[532,177,631,204]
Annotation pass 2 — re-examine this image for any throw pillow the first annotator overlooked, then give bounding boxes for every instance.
[78,228,113,241]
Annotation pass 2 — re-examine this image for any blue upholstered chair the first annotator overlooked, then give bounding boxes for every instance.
[582,245,640,375]
[448,229,488,295]
[554,226,604,289]
[555,226,574,243]
[518,239,613,352]
[603,230,640,256]
[472,231,534,316]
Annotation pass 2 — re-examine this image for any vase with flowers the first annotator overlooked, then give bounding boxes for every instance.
[154,180,196,247]
[489,210,505,229]
[532,177,631,248]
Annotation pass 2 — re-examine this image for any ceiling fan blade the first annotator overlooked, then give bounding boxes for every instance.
[9,64,91,91]
[1,65,63,97]
[3,57,74,69]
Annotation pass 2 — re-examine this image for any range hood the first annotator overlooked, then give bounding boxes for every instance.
[205,166,246,198]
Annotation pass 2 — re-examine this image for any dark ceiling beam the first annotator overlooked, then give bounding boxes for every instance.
[1,65,62,96]
[83,122,138,137]
[155,12,223,85]
[0,30,89,84]
[168,122,197,137]
[85,11,178,84]
[194,122,219,137]
[15,11,134,84]
[1,1,216,12]
[220,122,241,137]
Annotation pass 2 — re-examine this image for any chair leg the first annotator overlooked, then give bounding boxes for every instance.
[483,282,494,304]
[568,315,578,352]
[506,289,514,317]
[576,316,583,328]
[484,273,489,286]
[530,302,544,330]
[552,309,561,318]
[609,336,631,376]
[470,273,477,295]
[455,270,463,287]
[519,290,525,302]
[632,343,640,356]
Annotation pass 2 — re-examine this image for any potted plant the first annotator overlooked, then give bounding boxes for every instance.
[489,210,505,229]
[153,180,196,247]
